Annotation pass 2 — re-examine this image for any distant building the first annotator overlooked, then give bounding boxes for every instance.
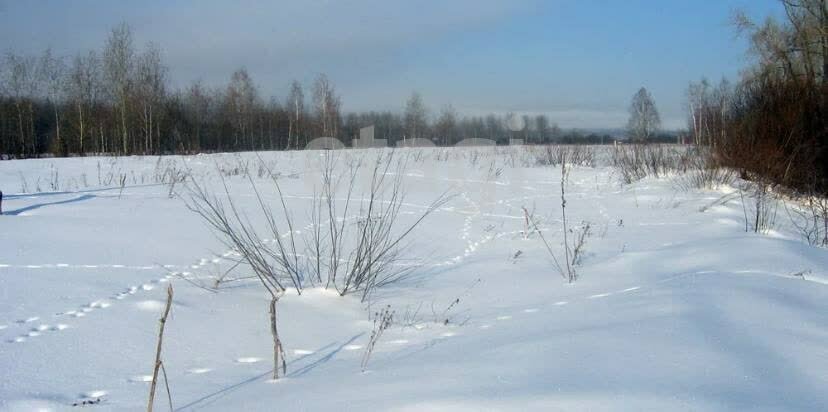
[352,126,387,148]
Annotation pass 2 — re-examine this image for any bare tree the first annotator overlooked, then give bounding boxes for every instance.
[738,0,828,86]
[67,51,102,154]
[520,114,532,142]
[39,48,67,154]
[312,74,341,138]
[404,92,427,140]
[225,68,258,149]
[723,1,828,193]
[686,78,710,146]
[627,87,661,142]
[535,114,550,143]
[103,22,136,154]
[184,80,209,152]
[435,104,457,145]
[687,78,732,148]
[2,52,38,156]
[484,114,502,141]
[286,80,304,149]
[135,42,167,154]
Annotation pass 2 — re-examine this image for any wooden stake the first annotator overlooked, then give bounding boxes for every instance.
[147,285,173,412]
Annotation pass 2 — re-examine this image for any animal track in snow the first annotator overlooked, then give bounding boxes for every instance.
[82,390,108,398]
[588,293,612,299]
[343,344,363,351]
[235,357,263,364]
[128,375,154,383]
[0,262,179,271]
[89,300,111,309]
[187,368,213,374]
[496,315,512,321]
[135,300,165,312]
[1,246,245,351]
[523,308,539,313]
[293,349,315,355]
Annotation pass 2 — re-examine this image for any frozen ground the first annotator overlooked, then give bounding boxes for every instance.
[0,147,826,411]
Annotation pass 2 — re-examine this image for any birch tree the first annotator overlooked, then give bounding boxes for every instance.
[103,22,136,154]
[68,51,102,154]
[435,104,457,145]
[2,53,38,155]
[40,49,67,154]
[286,80,304,149]
[135,42,167,154]
[226,68,258,149]
[627,87,661,142]
[404,92,427,140]
[312,74,340,138]
[184,80,209,151]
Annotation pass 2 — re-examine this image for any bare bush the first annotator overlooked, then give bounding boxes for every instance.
[187,150,451,302]
[523,158,580,283]
[674,148,735,191]
[612,144,691,184]
[786,194,828,247]
[187,174,302,296]
[214,154,252,178]
[310,151,453,300]
[738,179,778,234]
[533,145,595,168]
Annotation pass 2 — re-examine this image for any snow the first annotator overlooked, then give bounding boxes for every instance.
[0,147,826,411]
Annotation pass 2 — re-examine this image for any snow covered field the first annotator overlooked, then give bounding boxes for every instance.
[1,147,826,411]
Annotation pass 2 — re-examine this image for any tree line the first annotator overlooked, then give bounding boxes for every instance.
[687,0,828,194]
[1,23,632,158]
[0,22,345,157]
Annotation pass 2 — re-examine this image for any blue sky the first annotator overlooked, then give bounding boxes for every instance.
[0,0,784,129]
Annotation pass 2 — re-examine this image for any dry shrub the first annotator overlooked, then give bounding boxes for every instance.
[611,144,691,184]
[533,145,595,167]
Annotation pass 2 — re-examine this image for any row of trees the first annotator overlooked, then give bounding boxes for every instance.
[400,92,568,145]
[1,23,613,158]
[686,0,828,194]
[0,23,348,157]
